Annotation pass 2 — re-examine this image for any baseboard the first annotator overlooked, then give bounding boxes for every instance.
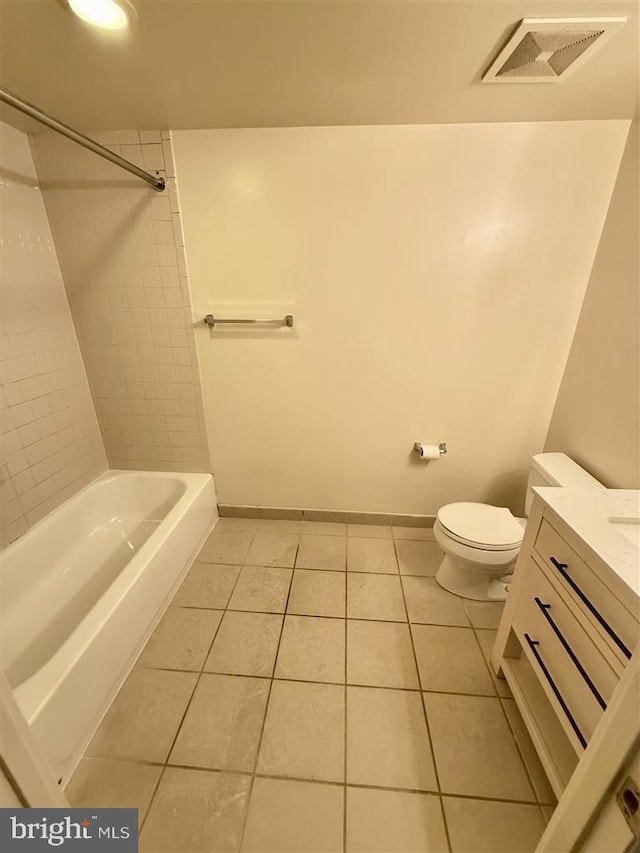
[217,504,436,528]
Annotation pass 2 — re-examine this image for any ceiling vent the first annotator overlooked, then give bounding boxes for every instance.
[483,17,627,83]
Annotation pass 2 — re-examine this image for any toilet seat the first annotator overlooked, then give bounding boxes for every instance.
[437,502,524,551]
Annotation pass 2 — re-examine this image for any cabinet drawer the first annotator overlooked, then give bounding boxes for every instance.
[513,558,618,751]
[534,519,637,665]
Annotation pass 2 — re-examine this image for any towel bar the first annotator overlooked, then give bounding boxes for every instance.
[203,314,294,328]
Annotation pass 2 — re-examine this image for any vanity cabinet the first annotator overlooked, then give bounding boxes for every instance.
[492,491,639,798]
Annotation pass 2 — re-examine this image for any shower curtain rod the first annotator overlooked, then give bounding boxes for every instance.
[0,88,165,192]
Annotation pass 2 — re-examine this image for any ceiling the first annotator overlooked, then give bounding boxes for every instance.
[1,0,638,133]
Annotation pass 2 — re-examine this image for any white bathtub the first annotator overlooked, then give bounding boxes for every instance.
[0,470,217,783]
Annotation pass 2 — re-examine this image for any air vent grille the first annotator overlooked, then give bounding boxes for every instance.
[483,18,626,83]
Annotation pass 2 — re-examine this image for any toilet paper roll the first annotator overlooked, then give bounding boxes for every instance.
[414,443,441,460]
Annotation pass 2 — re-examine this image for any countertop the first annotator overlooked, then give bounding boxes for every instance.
[532,487,640,601]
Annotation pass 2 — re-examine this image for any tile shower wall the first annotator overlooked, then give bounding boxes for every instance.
[0,122,107,548]
[30,130,209,474]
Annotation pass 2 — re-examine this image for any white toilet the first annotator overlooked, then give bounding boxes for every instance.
[434,452,604,601]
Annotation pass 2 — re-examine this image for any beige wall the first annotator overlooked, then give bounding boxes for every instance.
[0,122,107,548]
[30,131,210,474]
[545,122,640,488]
[174,121,629,515]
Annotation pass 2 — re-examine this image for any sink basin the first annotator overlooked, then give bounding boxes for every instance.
[607,517,640,548]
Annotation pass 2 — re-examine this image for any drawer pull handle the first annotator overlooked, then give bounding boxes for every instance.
[534,597,607,711]
[548,556,632,660]
[524,633,587,749]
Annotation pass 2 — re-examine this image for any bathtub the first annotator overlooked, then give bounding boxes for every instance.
[0,470,217,784]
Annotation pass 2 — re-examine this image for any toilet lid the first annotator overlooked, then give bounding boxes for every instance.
[437,502,524,550]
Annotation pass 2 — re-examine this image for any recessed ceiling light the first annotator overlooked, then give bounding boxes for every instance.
[66,0,129,30]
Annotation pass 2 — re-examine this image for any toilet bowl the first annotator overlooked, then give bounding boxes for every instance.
[433,453,605,602]
[433,504,525,601]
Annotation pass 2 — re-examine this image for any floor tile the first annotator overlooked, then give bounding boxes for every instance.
[423,692,534,801]
[87,669,197,763]
[395,540,443,576]
[464,599,505,629]
[347,574,406,621]
[140,767,251,852]
[347,686,437,791]
[275,615,345,683]
[392,526,435,541]
[257,680,345,782]
[137,607,222,671]
[347,620,418,688]
[205,611,283,677]
[402,577,469,626]
[475,629,512,698]
[228,566,292,613]
[347,787,448,852]
[412,625,495,695]
[170,674,270,772]
[214,517,259,533]
[296,534,347,570]
[302,521,347,536]
[66,758,161,823]
[198,530,254,565]
[287,570,346,617]
[502,699,557,805]
[245,531,299,567]
[172,563,240,609]
[347,538,398,574]
[347,523,392,538]
[443,796,546,852]
[241,778,343,852]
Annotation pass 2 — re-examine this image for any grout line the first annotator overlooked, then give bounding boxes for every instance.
[343,554,349,853]
[496,692,551,808]
[76,754,543,808]
[237,775,257,851]
[427,789,542,807]
[168,598,485,631]
[135,535,249,834]
[138,764,167,836]
[393,536,453,853]
[463,623,544,802]
[236,538,298,851]
[467,619,553,807]
[468,624,502,700]
[196,554,444,579]
[133,660,511,699]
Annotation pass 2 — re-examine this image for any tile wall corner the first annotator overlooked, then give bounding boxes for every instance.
[29,129,211,477]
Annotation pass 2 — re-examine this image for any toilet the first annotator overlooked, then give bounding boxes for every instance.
[434,452,604,601]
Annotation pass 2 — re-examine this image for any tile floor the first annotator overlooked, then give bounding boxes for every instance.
[66,519,556,852]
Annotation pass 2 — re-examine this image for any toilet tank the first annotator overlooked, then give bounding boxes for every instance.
[525,452,604,516]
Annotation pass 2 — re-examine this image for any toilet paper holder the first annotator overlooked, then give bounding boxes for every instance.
[414,442,448,458]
